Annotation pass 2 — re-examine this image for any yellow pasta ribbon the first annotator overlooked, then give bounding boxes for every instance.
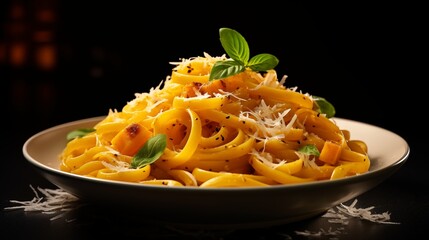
[245,81,313,109]
[199,175,269,187]
[192,167,276,185]
[172,96,226,110]
[97,165,151,182]
[249,156,314,184]
[154,108,202,168]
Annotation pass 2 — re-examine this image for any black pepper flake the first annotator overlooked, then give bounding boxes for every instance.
[162,181,167,185]
[226,115,231,119]
[195,118,199,120]
[242,121,246,124]
[216,137,219,140]
[169,137,173,141]
[172,123,176,126]
[297,140,301,144]
[317,113,320,117]
[221,135,225,141]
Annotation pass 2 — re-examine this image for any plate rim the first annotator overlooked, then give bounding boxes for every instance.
[22,116,410,192]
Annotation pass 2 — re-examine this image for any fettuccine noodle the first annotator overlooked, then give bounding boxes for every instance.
[59,53,370,187]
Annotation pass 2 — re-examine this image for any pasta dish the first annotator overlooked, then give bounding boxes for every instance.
[59,28,370,187]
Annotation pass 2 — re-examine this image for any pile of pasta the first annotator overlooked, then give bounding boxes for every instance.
[59,53,370,187]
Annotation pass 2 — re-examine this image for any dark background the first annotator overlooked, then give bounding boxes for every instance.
[1,1,425,239]
[2,0,422,170]
[1,1,421,143]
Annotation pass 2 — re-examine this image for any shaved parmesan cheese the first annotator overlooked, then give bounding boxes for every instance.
[335,199,400,224]
[322,199,400,225]
[239,99,295,141]
[295,151,320,169]
[278,74,288,86]
[295,227,343,238]
[169,52,227,70]
[250,149,286,168]
[215,89,247,101]
[101,160,131,172]
[4,185,81,221]
[295,199,399,238]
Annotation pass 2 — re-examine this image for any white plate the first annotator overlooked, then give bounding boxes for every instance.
[23,116,410,228]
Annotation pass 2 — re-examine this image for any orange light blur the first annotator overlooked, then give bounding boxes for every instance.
[10,42,27,66]
[35,44,56,70]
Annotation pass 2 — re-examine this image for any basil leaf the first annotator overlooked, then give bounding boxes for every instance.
[219,28,249,65]
[248,53,279,72]
[66,128,95,141]
[210,27,279,81]
[298,144,320,156]
[209,60,246,81]
[130,134,167,169]
[313,96,336,118]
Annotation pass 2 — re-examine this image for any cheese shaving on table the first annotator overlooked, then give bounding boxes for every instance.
[294,199,399,238]
[6,186,400,228]
[333,199,400,224]
[4,185,82,221]
[294,227,343,238]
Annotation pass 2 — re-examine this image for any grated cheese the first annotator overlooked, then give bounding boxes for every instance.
[4,185,82,221]
[250,149,287,169]
[214,89,247,101]
[5,184,400,236]
[239,99,295,141]
[295,227,343,238]
[295,199,399,238]
[334,199,400,224]
[295,150,320,169]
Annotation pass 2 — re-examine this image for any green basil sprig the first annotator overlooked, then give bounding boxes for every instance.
[313,96,336,118]
[66,128,95,141]
[209,28,279,81]
[298,144,320,157]
[130,134,167,169]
